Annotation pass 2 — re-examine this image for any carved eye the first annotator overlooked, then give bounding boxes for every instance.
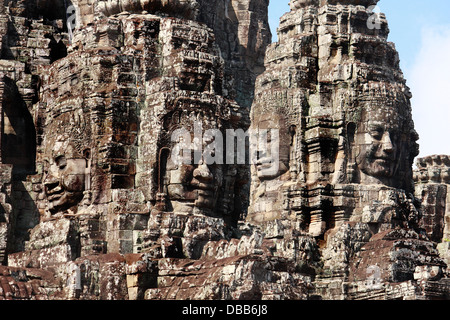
[370,127,384,140]
[55,155,67,170]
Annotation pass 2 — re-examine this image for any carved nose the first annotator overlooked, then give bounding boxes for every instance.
[193,161,213,182]
[381,132,394,153]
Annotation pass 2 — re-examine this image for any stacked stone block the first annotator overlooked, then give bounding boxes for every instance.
[0,0,449,302]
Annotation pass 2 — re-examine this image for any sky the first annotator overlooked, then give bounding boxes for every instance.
[268,0,450,160]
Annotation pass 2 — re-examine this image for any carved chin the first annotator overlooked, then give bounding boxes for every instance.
[362,159,395,178]
[48,191,84,213]
[169,189,217,213]
[194,190,216,209]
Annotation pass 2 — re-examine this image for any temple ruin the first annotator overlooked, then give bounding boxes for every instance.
[0,0,449,300]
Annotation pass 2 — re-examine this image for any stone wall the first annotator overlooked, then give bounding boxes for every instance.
[0,164,12,265]
[414,155,450,266]
[0,0,449,301]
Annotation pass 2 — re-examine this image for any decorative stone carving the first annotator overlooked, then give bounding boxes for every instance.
[97,0,200,18]
[0,0,449,302]
[347,82,419,189]
[247,0,447,300]
[42,111,92,216]
[414,155,450,266]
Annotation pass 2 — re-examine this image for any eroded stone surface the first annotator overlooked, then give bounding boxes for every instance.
[0,0,448,301]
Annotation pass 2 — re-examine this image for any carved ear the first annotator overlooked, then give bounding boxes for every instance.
[83,148,91,162]
[347,122,356,145]
[347,122,362,158]
[83,148,92,191]
[289,125,296,146]
[345,122,359,183]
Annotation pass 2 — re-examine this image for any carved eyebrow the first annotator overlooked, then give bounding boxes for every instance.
[368,123,385,132]
[367,120,384,128]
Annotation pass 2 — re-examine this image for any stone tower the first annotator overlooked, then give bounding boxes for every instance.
[0,0,449,301]
[248,0,450,299]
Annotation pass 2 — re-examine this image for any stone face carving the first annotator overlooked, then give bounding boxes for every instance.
[252,112,292,181]
[347,83,418,189]
[354,106,399,184]
[42,111,91,215]
[159,110,228,216]
[0,0,449,301]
